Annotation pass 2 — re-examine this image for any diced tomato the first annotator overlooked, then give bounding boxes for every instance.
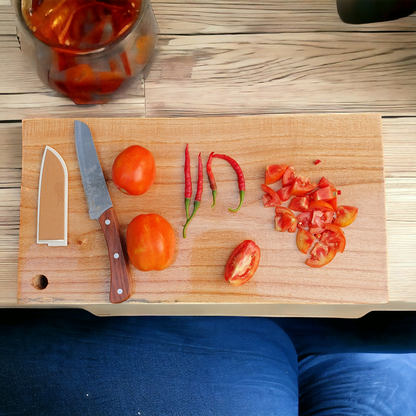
[317,178,338,210]
[296,228,315,254]
[309,210,334,234]
[306,242,337,268]
[310,186,337,202]
[289,196,309,212]
[321,224,346,253]
[308,200,334,211]
[297,212,312,229]
[282,166,296,187]
[275,206,297,232]
[261,184,282,207]
[318,177,330,188]
[289,176,318,197]
[277,185,292,202]
[265,164,288,185]
[334,206,358,227]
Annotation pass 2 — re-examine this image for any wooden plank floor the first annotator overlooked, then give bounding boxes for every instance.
[1,1,416,314]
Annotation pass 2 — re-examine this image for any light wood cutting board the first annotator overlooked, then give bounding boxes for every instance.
[18,114,388,305]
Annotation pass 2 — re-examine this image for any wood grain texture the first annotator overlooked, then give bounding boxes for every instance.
[17,115,388,305]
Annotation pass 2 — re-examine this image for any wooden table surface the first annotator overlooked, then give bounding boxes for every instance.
[1,0,415,317]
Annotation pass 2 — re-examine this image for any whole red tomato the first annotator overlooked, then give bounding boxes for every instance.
[127,214,176,272]
[112,145,156,195]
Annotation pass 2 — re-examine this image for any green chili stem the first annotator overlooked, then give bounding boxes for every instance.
[211,190,217,208]
[183,201,200,238]
[185,197,191,220]
[228,190,245,213]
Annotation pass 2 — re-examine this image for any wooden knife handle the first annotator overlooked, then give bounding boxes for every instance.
[98,207,133,303]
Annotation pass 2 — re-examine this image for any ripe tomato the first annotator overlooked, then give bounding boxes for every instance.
[297,211,312,229]
[261,184,282,207]
[275,206,297,232]
[282,166,296,187]
[296,227,315,254]
[290,176,318,197]
[112,145,156,196]
[126,214,175,272]
[334,206,358,227]
[225,240,260,286]
[277,185,292,202]
[321,223,346,253]
[306,242,337,268]
[289,196,309,212]
[317,178,338,210]
[265,164,288,185]
[308,200,334,211]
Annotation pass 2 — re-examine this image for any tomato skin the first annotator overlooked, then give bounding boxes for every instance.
[265,164,288,185]
[306,242,337,268]
[282,166,296,187]
[225,240,260,286]
[289,196,309,212]
[290,176,318,197]
[334,206,358,227]
[277,185,292,202]
[297,227,315,254]
[112,145,156,196]
[126,214,175,272]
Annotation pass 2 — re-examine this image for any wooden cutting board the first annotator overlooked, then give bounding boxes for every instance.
[18,114,388,305]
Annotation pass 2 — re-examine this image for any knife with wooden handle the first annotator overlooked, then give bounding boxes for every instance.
[74,120,133,303]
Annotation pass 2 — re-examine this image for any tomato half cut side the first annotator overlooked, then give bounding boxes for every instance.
[290,176,318,197]
[282,166,296,187]
[334,205,358,227]
[306,242,337,268]
[225,240,261,286]
[277,185,292,202]
[322,223,346,253]
[265,164,288,185]
[261,184,282,207]
[289,196,310,212]
[297,227,315,254]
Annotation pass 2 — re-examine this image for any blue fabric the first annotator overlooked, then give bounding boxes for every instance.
[0,310,298,416]
[299,353,416,416]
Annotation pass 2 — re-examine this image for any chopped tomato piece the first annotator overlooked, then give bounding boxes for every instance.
[306,242,337,268]
[309,210,334,234]
[261,184,282,207]
[334,205,358,227]
[282,166,296,187]
[318,177,330,188]
[290,176,318,197]
[275,206,297,232]
[321,224,346,253]
[310,186,337,202]
[289,196,310,212]
[317,178,338,210]
[277,185,292,202]
[296,227,315,254]
[297,212,312,229]
[308,200,334,211]
[265,164,288,185]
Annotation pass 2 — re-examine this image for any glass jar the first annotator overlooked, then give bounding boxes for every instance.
[13,0,158,105]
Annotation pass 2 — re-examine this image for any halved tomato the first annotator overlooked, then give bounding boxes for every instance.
[275,206,297,232]
[297,211,312,229]
[289,196,309,212]
[306,242,337,268]
[296,227,315,254]
[225,240,261,286]
[277,185,292,202]
[282,166,296,187]
[321,223,346,253]
[261,184,282,207]
[290,176,318,197]
[334,205,358,227]
[265,164,288,185]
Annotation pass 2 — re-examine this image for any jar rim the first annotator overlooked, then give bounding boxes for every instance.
[14,0,150,55]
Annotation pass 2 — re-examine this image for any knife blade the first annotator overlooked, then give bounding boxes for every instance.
[74,120,133,303]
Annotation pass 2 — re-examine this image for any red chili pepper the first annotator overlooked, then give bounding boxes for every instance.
[206,152,217,208]
[183,153,203,238]
[315,159,322,165]
[212,154,245,212]
[184,144,192,220]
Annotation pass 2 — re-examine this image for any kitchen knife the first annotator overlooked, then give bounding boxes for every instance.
[74,120,133,303]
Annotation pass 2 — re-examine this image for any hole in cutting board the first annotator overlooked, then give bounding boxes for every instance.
[33,275,49,290]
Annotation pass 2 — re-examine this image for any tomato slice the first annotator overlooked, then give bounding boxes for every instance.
[296,227,315,254]
[308,200,334,211]
[282,166,296,187]
[297,211,312,229]
[277,185,292,202]
[321,223,346,253]
[225,240,261,286]
[334,205,358,227]
[289,196,309,212]
[275,206,297,232]
[306,242,337,268]
[290,176,318,197]
[261,184,282,207]
[265,164,288,185]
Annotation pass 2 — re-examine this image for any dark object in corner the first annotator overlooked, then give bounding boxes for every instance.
[336,0,416,24]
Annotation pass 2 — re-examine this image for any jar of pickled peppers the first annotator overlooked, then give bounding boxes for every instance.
[14,0,158,105]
